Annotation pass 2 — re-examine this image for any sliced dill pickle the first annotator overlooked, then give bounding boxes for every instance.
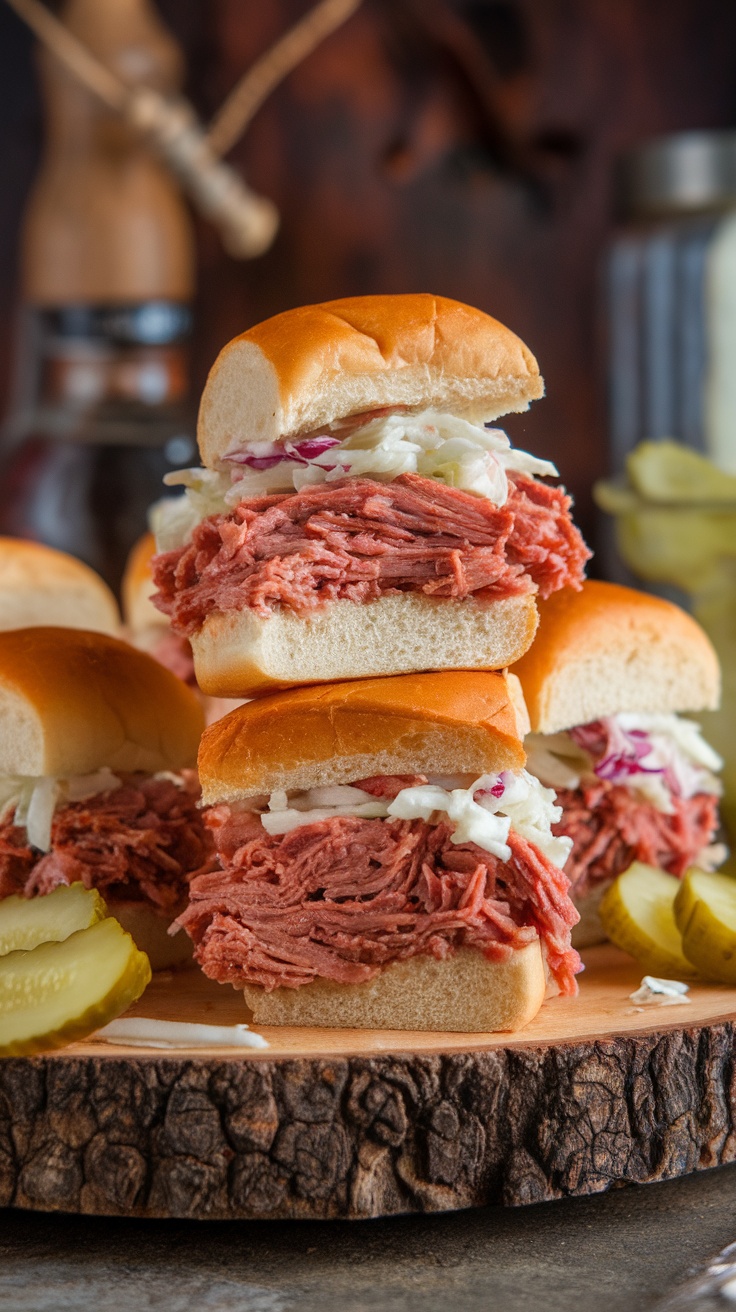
[627,440,736,503]
[0,918,151,1056]
[0,883,107,956]
[599,862,695,978]
[674,868,736,985]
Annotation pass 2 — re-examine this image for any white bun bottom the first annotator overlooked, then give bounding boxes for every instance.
[192,592,539,698]
[243,940,546,1032]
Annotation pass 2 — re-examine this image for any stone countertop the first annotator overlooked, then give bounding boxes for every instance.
[3,1164,736,1311]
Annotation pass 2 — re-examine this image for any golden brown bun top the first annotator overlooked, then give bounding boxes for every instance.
[121,533,164,634]
[512,580,720,734]
[0,628,205,778]
[0,537,120,635]
[198,670,527,803]
[197,293,544,467]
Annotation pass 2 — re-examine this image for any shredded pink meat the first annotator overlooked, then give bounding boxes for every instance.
[554,781,720,898]
[0,773,213,915]
[178,799,581,995]
[153,473,590,635]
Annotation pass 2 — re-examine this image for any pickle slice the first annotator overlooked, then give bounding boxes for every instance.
[0,917,151,1056]
[674,868,736,985]
[0,883,107,956]
[627,440,736,503]
[599,862,696,977]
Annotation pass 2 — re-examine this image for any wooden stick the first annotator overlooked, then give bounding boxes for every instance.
[4,0,126,110]
[3,0,361,257]
[207,0,363,157]
[4,0,278,257]
[129,90,279,258]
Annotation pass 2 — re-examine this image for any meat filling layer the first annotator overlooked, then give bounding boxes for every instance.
[0,773,213,915]
[178,797,582,995]
[553,781,719,899]
[153,473,589,635]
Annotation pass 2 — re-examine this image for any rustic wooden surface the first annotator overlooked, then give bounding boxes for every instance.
[2,945,736,1221]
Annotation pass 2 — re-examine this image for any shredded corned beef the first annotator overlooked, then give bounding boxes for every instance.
[553,780,719,898]
[152,473,590,635]
[178,802,581,995]
[0,773,213,914]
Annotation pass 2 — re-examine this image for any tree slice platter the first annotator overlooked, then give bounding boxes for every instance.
[2,944,736,1221]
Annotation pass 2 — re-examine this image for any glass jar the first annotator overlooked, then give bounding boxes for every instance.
[608,130,736,476]
[602,134,736,848]
[0,301,197,592]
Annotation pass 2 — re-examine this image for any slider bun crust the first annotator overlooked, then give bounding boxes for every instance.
[512,580,720,734]
[0,628,205,777]
[0,537,120,635]
[191,592,539,698]
[244,940,546,1032]
[197,293,544,467]
[122,533,164,635]
[198,670,527,802]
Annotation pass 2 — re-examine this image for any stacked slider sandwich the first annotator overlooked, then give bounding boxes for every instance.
[0,628,212,969]
[156,293,591,1031]
[513,582,723,946]
[151,294,590,694]
[179,673,580,1031]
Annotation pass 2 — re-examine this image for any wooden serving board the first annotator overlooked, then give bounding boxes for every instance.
[2,944,736,1221]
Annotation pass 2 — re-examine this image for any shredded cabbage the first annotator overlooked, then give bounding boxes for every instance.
[611,714,722,810]
[261,785,388,835]
[617,713,722,773]
[24,778,59,853]
[0,768,122,853]
[524,732,592,791]
[151,468,232,552]
[153,410,559,551]
[528,713,722,812]
[257,771,572,867]
[698,842,729,872]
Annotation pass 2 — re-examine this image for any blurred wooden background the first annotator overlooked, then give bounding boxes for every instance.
[1,0,736,543]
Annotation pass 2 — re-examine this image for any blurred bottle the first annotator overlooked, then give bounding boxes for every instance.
[603,135,736,844]
[0,0,196,592]
[608,131,736,478]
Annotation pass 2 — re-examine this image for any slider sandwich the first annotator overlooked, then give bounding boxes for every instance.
[0,628,211,969]
[123,532,196,684]
[0,537,119,634]
[152,294,590,696]
[513,582,723,946]
[178,672,582,1031]
[123,532,245,725]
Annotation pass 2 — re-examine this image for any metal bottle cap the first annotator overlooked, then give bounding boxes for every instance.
[618,130,736,220]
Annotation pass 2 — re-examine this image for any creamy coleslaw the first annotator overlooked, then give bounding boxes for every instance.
[153,409,558,551]
[254,770,572,868]
[0,769,122,852]
[525,712,722,812]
